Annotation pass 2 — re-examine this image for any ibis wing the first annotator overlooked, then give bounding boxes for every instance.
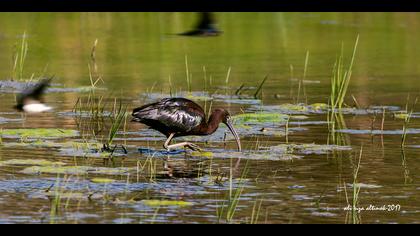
[132,98,204,132]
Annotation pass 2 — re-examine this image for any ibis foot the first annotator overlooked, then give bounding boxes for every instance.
[165,142,203,152]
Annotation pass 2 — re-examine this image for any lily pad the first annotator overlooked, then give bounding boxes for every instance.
[0,128,79,139]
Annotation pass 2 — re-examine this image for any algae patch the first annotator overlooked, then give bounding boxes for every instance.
[0,129,79,139]
[20,165,136,176]
[0,159,66,167]
[263,143,352,155]
[91,178,116,184]
[233,113,289,124]
[141,200,193,207]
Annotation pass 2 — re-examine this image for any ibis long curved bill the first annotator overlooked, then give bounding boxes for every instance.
[225,120,242,152]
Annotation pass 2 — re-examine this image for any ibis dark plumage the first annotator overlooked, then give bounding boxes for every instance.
[178,12,222,36]
[132,98,241,152]
[15,78,52,113]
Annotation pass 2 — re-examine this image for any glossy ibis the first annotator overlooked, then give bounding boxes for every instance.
[132,98,241,152]
[15,78,53,113]
[178,12,222,36]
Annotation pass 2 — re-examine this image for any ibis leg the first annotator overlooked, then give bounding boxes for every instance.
[163,133,175,150]
[163,133,202,151]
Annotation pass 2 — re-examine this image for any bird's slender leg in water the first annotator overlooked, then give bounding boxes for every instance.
[163,133,202,151]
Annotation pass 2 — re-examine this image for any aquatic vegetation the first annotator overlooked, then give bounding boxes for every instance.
[401,97,418,148]
[232,113,290,124]
[249,103,407,117]
[2,140,103,152]
[59,147,127,159]
[0,159,66,167]
[330,35,359,110]
[253,75,268,99]
[344,146,363,224]
[394,112,410,120]
[0,128,79,139]
[264,143,352,155]
[21,165,137,176]
[91,178,116,184]
[190,151,214,158]
[105,100,127,148]
[200,150,303,161]
[141,200,193,207]
[11,31,28,81]
[217,160,250,223]
[248,103,323,115]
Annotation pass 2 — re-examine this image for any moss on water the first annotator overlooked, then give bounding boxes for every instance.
[185,94,213,101]
[0,129,79,139]
[290,115,309,120]
[267,143,352,155]
[233,113,289,124]
[310,103,329,111]
[190,151,213,157]
[91,178,116,184]
[3,140,100,149]
[141,200,193,207]
[0,159,66,167]
[21,165,136,175]
[394,112,409,120]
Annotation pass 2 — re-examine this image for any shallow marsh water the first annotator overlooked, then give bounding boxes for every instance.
[0,12,419,224]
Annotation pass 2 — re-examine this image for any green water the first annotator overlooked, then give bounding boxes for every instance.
[0,12,419,224]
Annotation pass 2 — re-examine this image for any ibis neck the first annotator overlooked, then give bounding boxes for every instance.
[203,113,223,135]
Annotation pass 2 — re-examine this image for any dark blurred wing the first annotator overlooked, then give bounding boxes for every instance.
[178,12,221,36]
[195,12,214,30]
[17,78,51,106]
[132,98,204,132]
